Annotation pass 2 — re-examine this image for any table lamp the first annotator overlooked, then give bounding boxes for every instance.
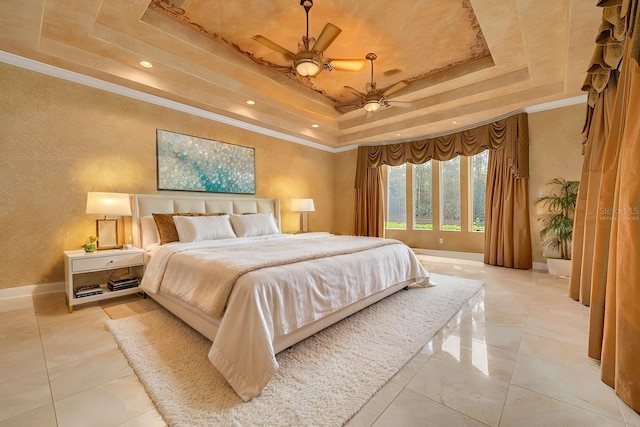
[86,192,132,249]
[291,198,315,233]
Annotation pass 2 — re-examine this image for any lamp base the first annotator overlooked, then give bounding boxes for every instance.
[298,212,310,233]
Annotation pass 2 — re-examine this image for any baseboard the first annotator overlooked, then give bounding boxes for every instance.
[411,248,484,262]
[0,281,65,300]
[532,261,548,271]
[413,249,550,272]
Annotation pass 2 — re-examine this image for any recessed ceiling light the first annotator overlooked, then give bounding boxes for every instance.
[396,133,401,136]
[451,120,459,124]
[140,61,153,68]
[312,124,319,128]
[246,100,256,105]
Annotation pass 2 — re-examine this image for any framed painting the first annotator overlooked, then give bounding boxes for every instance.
[156,129,256,194]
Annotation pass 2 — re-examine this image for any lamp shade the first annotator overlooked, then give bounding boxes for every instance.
[86,192,132,216]
[291,198,315,212]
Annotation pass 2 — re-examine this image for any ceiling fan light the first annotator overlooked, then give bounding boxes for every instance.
[363,101,381,112]
[295,59,321,77]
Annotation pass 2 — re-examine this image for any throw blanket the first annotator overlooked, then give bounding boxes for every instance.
[141,235,400,318]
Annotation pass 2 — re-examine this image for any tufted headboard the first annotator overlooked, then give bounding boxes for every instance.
[131,193,280,249]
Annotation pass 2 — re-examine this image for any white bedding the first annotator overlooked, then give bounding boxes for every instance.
[140,234,429,401]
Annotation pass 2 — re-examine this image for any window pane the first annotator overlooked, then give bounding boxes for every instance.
[386,164,406,229]
[472,150,488,232]
[413,162,432,230]
[440,157,461,231]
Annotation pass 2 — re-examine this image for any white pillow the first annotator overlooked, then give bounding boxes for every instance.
[229,213,280,237]
[140,215,160,249]
[173,215,236,242]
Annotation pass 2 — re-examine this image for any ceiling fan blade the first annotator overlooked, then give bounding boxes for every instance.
[382,81,409,97]
[252,35,295,59]
[383,68,403,77]
[312,23,341,52]
[344,85,366,97]
[328,59,366,72]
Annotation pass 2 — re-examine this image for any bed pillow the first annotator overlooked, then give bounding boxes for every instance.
[174,215,236,242]
[229,213,280,237]
[140,215,160,249]
[152,213,225,245]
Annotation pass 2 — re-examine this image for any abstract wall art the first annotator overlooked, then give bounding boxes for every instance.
[156,129,256,194]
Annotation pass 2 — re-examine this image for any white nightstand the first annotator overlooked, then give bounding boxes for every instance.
[64,247,145,313]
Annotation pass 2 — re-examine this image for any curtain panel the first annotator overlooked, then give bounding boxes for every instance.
[352,167,385,237]
[569,72,618,306]
[353,112,532,269]
[572,0,640,413]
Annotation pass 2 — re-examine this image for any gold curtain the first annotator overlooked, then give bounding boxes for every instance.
[353,165,384,237]
[571,0,640,412]
[353,113,531,269]
[484,149,532,269]
[570,73,619,305]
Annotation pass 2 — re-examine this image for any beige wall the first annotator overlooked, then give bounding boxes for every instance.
[0,61,587,290]
[333,149,358,235]
[0,63,336,289]
[528,104,584,263]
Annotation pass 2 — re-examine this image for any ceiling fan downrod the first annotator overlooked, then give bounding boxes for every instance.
[301,0,313,50]
[366,52,378,90]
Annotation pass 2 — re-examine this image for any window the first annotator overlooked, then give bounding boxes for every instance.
[440,157,461,231]
[385,154,487,236]
[471,150,488,232]
[413,162,432,230]
[386,164,406,229]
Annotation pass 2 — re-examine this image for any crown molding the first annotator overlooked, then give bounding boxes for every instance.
[523,95,587,113]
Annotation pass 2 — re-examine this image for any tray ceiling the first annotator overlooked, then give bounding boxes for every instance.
[1,0,601,149]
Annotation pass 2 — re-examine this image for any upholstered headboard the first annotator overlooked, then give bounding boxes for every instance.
[131,193,280,249]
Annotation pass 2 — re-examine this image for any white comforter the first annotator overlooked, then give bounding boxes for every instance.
[141,234,429,401]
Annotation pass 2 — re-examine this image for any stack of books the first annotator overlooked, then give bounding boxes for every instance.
[107,274,139,291]
[75,284,103,298]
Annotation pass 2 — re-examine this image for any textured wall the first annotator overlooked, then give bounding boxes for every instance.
[0,63,335,289]
[332,149,357,235]
[0,61,587,290]
[528,104,584,263]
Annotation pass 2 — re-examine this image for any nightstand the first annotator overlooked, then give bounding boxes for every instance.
[64,247,145,313]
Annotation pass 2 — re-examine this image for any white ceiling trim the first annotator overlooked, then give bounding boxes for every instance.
[523,95,587,113]
[2,51,585,154]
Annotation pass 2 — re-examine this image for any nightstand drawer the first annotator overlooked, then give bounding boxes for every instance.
[71,252,144,273]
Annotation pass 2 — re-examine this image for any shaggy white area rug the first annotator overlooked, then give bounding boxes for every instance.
[107,273,483,427]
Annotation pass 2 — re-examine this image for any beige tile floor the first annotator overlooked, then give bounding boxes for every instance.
[1,255,639,426]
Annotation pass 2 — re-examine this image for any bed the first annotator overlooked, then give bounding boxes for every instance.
[132,193,430,401]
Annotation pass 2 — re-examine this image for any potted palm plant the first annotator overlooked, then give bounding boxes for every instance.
[535,178,579,277]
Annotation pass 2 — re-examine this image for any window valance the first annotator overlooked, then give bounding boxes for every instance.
[355,112,529,190]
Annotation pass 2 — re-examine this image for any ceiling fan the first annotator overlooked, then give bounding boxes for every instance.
[252,0,366,77]
[338,53,410,113]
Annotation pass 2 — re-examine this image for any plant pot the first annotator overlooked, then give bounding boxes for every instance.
[546,258,571,278]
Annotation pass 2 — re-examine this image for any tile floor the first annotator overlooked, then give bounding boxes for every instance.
[1,255,639,426]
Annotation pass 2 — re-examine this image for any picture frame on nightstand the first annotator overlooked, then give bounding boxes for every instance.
[97,219,118,249]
